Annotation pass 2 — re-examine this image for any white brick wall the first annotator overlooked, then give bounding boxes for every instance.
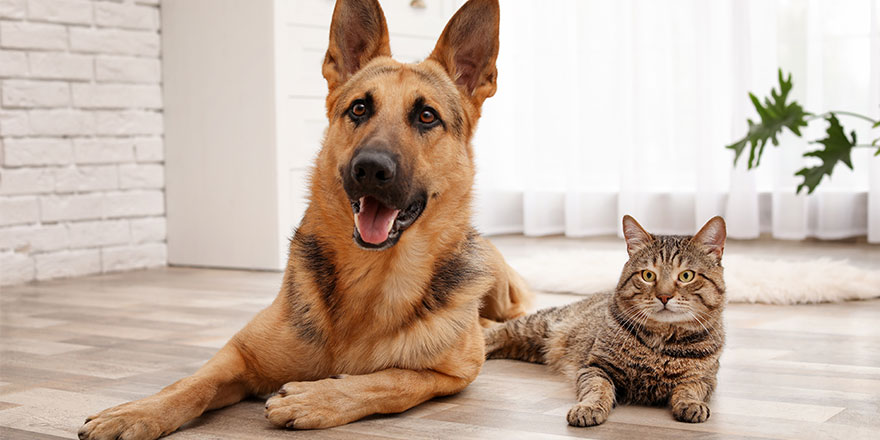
[96,56,159,83]
[0,196,39,226]
[29,52,92,80]
[0,21,68,50]
[0,1,27,20]
[69,27,159,56]
[94,2,158,30]
[1,0,165,286]
[28,0,94,26]
[3,137,72,165]
[0,49,27,76]
[2,79,70,107]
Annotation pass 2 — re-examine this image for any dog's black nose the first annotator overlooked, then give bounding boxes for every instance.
[351,149,397,189]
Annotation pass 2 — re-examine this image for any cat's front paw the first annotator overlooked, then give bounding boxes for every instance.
[566,402,609,427]
[672,400,710,423]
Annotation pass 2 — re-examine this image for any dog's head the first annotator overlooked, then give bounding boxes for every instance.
[310,0,500,251]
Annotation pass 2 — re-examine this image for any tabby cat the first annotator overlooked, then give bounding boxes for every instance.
[485,215,727,426]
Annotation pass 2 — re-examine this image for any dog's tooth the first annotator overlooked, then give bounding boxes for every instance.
[354,198,364,231]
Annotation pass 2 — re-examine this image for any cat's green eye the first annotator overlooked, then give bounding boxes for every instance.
[678,270,695,283]
[641,270,656,282]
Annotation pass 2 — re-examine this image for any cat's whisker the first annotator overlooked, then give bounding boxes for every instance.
[611,315,644,351]
[693,310,725,347]
[607,303,644,346]
[684,309,724,352]
[687,310,712,337]
[689,307,723,335]
[620,306,650,342]
[638,308,652,335]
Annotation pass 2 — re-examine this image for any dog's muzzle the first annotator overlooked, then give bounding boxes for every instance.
[342,148,426,250]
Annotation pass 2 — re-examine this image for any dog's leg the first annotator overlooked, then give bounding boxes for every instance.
[478,237,535,322]
[265,367,472,429]
[265,321,484,429]
[78,342,251,440]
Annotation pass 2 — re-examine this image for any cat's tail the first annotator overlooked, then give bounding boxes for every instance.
[484,309,554,364]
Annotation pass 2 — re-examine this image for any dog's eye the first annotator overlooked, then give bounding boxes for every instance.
[419,109,436,124]
[410,102,441,133]
[414,107,441,133]
[350,101,367,118]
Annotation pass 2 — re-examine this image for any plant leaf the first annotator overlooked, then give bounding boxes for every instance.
[794,114,857,194]
[727,69,811,168]
[874,120,880,128]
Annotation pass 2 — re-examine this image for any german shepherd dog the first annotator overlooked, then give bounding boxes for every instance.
[79,0,531,438]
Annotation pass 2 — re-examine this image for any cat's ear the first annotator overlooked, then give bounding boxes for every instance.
[693,216,727,261]
[428,0,500,107]
[622,215,653,257]
[322,0,391,92]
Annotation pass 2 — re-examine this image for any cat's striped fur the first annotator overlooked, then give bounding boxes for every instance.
[485,216,727,426]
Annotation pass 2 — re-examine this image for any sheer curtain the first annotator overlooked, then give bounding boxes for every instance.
[472,0,880,243]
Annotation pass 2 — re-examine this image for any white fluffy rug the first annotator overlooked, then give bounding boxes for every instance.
[507,250,880,304]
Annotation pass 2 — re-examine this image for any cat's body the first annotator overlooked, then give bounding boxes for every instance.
[486,290,724,405]
[485,216,727,426]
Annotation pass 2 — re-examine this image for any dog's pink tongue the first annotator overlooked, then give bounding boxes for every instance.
[356,196,399,245]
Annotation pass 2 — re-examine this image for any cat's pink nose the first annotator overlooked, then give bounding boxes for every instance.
[657,295,672,304]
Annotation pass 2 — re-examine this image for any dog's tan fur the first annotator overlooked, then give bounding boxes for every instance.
[78,1,531,438]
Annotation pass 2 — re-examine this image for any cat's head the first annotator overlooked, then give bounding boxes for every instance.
[615,215,727,325]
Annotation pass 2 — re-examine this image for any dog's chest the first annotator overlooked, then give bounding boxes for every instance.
[332,300,477,374]
[325,240,487,374]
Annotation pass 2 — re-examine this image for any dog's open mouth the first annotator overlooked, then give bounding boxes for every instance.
[351,195,426,250]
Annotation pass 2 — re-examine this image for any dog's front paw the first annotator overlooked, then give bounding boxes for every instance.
[78,400,171,440]
[265,379,361,429]
[672,400,710,423]
[566,402,610,427]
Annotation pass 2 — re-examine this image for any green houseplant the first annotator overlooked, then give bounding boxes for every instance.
[727,69,880,194]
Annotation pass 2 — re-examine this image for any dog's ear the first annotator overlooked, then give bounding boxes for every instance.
[428,0,500,106]
[322,0,391,92]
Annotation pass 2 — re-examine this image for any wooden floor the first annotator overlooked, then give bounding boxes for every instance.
[1,237,880,439]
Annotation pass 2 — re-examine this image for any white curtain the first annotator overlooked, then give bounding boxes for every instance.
[472,0,880,243]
